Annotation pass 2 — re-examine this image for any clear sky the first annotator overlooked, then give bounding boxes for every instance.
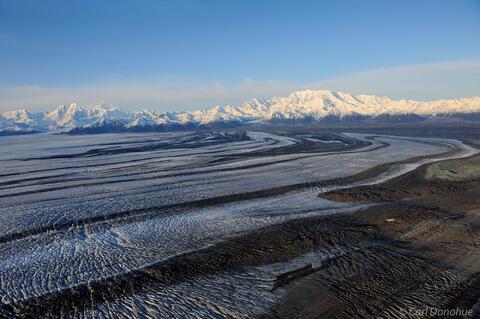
[1,0,479,112]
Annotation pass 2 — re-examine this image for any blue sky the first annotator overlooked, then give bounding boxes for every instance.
[1,0,479,111]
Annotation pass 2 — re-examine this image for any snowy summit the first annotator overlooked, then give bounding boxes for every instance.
[2,90,480,135]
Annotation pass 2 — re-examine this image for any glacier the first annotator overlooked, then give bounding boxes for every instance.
[0,130,477,318]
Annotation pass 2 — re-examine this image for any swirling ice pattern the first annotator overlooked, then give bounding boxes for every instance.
[0,131,475,318]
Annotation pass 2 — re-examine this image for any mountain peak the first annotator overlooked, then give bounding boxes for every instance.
[2,90,480,134]
[289,89,333,96]
[2,109,32,118]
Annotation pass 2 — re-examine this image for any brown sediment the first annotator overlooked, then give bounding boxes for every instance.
[273,264,316,290]
[266,151,480,318]
[319,153,480,203]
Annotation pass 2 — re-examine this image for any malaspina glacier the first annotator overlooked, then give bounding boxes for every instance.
[2,126,480,317]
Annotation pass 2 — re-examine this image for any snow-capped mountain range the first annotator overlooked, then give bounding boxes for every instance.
[2,89,480,135]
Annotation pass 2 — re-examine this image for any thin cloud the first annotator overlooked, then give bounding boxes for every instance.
[0,79,302,112]
[314,59,480,101]
[1,59,479,113]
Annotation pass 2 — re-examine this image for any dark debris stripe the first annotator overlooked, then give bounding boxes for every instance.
[0,139,383,198]
[0,144,450,246]
[19,133,249,161]
[0,139,266,178]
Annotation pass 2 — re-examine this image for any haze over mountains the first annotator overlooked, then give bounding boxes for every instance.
[2,89,480,135]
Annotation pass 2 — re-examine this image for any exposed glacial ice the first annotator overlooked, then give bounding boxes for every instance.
[0,131,477,318]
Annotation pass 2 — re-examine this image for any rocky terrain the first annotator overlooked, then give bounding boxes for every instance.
[298,152,480,318]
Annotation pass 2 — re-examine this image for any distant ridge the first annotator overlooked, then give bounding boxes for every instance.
[2,89,480,135]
